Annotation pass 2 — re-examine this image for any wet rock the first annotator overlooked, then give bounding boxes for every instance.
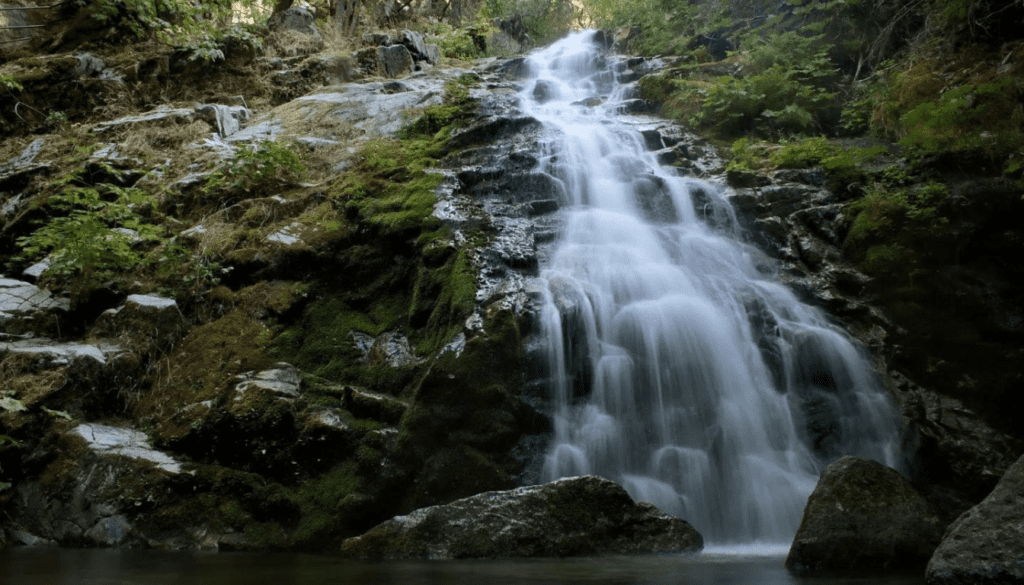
[726,168,771,188]
[786,456,944,574]
[84,515,133,547]
[350,331,424,368]
[533,79,555,103]
[340,475,703,559]
[234,363,301,399]
[194,104,251,138]
[74,423,182,473]
[925,452,1024,585]
[8,530,56,547]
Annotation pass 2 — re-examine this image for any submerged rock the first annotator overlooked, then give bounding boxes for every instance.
[925,452,1024,585]
[786,456,944,574]
[339,475,703,559]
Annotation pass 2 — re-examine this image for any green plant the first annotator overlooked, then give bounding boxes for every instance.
[696,32,837,136]
[45,111,69,128]
[428,22,486,59]
[204,140,306,199]
[82,0,270,45]
[1,74,23,92]
[898,79,1014,153]
[480,0,577,46]
[17,178,162,281]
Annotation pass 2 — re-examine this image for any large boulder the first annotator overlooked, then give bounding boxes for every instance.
[339,475,703,559]
[786,456,945,574]
[925,452,1024,585]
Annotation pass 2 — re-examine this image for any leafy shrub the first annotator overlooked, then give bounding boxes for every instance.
[428,22,486,59]
[480,0,577,46]
[768,136,885,192]
[17,180,161,280]
[898,79,1017,153]
[204,140,306,201]
[1,74,22,92]
[82,0,269,47]
[696,32,836,136]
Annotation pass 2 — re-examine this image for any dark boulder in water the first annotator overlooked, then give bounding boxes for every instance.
[925,452,1024,585]
[786,456,944,574]
[339,475,704,559]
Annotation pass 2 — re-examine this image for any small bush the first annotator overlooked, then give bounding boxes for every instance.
[204,140,306,201]
[696,32,837,136]
[17,179,162,281]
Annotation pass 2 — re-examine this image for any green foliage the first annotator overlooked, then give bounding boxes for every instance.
[845,180,951,273]
[898,79,1016,154]
[480,0,577,46]
[1,74,23,92]
[204,140,306,199]
[155,243,225,298]
[696,32,836,136]
[17,174,162,281]
[426,22,486,60]
[726,137,772,171]
[764,136,885,192]
[581,0,701,54]
[82,0,270,45]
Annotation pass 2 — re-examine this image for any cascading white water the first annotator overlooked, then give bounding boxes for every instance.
[526,31,902,545]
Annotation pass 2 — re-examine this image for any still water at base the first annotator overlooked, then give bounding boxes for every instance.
[2,548,924,585]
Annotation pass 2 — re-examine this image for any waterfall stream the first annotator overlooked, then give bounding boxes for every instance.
[526,31,901,545]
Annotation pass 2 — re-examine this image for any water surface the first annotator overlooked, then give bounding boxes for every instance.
[0,548,925,585]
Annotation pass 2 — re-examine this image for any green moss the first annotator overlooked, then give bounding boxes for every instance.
[289,461,366,546]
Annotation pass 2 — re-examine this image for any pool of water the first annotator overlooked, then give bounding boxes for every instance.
[1,548,925,585]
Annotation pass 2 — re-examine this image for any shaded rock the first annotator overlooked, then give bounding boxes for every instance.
[688,32,736,61]
[340,475,703,559]
[84,515,133,547]
[88,294,185,362]
[378,44,414,78]
[362,32,391,46]
[925,452,1024,585]
[786,456,944,574]
[341,386,407,425]
[399,29,428,61]
[490,15,531,54]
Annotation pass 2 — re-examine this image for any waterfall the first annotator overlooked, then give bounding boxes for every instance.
[526,31,902,545]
